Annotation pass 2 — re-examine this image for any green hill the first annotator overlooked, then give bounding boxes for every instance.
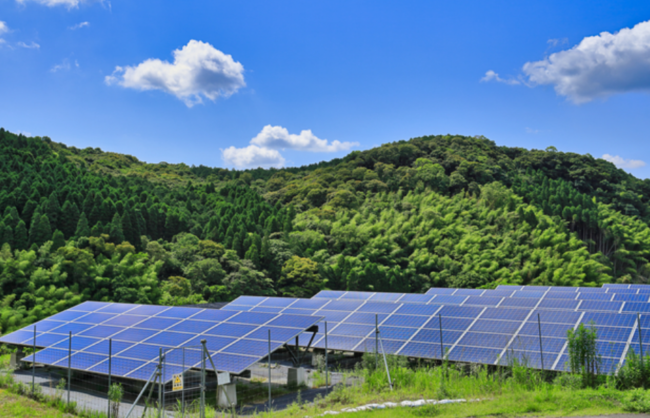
[1,128,649,334]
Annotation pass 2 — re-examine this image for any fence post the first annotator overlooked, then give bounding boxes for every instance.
[639,313,644,366]
[182,347,185,418]
[375,314,379,370]
[438,314,444,359]
[201,340,206,418]
[325,321,329,393]
[538,313,544,370]
[67,331,72,405]
[268,330,272,412]
[107,339,112,418]
[32,325,36,396]
[158,348,163,418]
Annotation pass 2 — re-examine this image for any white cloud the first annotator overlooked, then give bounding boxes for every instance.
[222,145,285,169]
[69,21,89,30]
[0,21,8,35]
[50,59,71,72]
[17,41,40,49]
[105,40,245,107]
[17,0,85,8]
[601,154,646,169]
[250,125,358,152]
[523,20,650,103]
[480,70,521,85]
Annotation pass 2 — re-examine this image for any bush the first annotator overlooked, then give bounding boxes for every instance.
[616,349,650,389]
[622,388,650,413]
[567,322,601,387]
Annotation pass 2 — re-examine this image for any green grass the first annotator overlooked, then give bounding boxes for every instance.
[0,389,74,418]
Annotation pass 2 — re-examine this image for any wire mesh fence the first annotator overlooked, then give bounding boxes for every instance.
[2,312,648,417]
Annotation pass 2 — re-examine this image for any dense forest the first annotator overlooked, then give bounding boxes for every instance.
[1,128,650,334]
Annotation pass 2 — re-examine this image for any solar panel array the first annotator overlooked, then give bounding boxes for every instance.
[223,285,650,374]
[0,301,322,381]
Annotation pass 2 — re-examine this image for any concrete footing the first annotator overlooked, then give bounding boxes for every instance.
[287,367,306,386]
[218,383,237,408]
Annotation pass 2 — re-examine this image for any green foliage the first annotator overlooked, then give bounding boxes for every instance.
[616,348,650,389]
[567,322,601,387]
[622,388,650,413]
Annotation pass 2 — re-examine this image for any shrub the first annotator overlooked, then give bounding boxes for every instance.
[622,388,650,413]
[567,322,601,387]
[617,349,650,389]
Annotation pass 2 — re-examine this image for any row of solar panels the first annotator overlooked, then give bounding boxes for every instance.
[309,289,650,313]
[223,289,650,374]
[0,301,322,380]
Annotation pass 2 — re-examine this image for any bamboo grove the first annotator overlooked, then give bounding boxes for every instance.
[1,128,649,334]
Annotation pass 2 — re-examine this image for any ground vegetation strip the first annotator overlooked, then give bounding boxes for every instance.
[1,129,650,334]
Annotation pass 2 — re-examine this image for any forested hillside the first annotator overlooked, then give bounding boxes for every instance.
[1,128,650,334]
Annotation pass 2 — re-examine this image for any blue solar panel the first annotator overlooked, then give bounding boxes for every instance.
[578,300,623,312]
[245,326,302,342]
[597,341,626,358]
[437,305,484,318]
[496,285,523,290]
[578,293,613,301]
[512,291,546,298]
[52,336,101,351]
[499,298,539,308]
[399,341,449,359]
[622,303,650,313]
[24,320,63,332]
[157,307,202,319]
[578,287,607,293]
[382,314,429,328]
[482,289,516,298]
[357,302,400,314]
[209,353,260,374]
[593,326,634,342]
[190,309,237,322]
[97,303,137,314]
[610,288,640,294]
[164,346,203,367]
[399,294,435,304]
[185,335,236,352]
[168,320,216,334]
[313,310,352,323]
[345,312,389,325]
[49,322,94,335]
[341,292,372,300]
[481,308,530,321]
[524,286,551,291]
[431,295,468,305]
[463,296,503,307]
[581,312,635,327]
[230,296,267,306]
[330,324,374,337]
[377,326,416,341]
[267,314,320,329]
[361,338,405,354]
[290,299,330,310]
[226,312,277,325]
[258,298,297,308]
[250,307,283,313]
[458,332,510,349]
[425,288,458,295]
[119,344,164,361]
[79,325,124,339]
[411,329,463,344]
[519,322,575,338]
[532,309,582,324]
[469,319,521,334]
[111,328,159,343]
[314,335,363,351]
[538,299,579,310]
[126,305,170,316]
[507,336,566,353]
[48,310,89,322]
[82,340,134,355]
[55,352,107,370]
[448,346,502,363]
[544,292,578,299]
[369,293,405,302]
[322,300,364,311]
[103,315,146,327]
[24,333,69,347]
[88,356,145,376]
[23,348,70,364]
[74,313,117,324]
[205,323,257,338]
[282,308,317,315]
[221,305,249,312]
[395,304,441,316]
[0,330,35,344]
[222,339,282,357]
[423,316,474,331]
[135,317,181,330]
[453,289,484,296]
[125,362,159,381]
[145,332,194,347]
[70,301,109,311]
[313,290,345,299]
[614,294,649,302]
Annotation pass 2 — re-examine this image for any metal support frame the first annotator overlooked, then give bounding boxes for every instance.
[67,331,71,405]
[268,330,272,411]
[639,313,644,367]
[107,339,112,418]
[32,326,36,396]
[284,325,319,366]
[538,313,544,370]
[200,340,206,418]
[325,321,329,393]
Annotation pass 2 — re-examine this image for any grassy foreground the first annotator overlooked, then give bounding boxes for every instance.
[0,389,74,418]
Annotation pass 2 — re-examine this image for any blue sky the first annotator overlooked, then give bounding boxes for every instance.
[1,1,650,177]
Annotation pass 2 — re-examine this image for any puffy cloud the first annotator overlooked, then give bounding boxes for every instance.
[69,21,89,30]
[16,0,86,8]
[50,59,71,72]
[250,125,358,152]
[523,20,650,103]
[105,40,245,107]
[222,145,285,169]
[0,21,8,35]
[17,41,39,49]
[481,70,521,85]
[601,154,646,169]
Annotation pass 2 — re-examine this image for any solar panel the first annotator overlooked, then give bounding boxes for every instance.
[425,288,458,295]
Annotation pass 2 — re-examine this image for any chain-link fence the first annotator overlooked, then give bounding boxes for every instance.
[3,312,646,417]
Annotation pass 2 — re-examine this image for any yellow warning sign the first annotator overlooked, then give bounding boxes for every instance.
[172,373,183,391]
